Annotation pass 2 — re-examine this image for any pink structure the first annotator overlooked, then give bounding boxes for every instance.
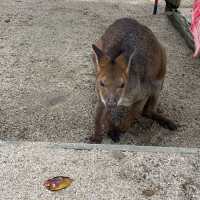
[190,0,200,58]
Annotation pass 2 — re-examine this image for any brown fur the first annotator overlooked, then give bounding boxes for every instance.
[89,18,177,144]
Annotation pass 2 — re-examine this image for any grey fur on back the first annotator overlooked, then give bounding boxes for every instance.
[101,18,163,79]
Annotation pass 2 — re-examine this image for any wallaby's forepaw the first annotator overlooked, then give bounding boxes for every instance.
[88,135,103,144]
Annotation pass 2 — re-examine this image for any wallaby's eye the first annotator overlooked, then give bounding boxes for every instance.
[120,83,125,88]
[100,80,105,87]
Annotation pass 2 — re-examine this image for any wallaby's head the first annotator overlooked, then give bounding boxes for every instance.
[92,44,129,110]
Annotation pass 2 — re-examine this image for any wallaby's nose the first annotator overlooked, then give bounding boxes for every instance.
[106,95,118,109]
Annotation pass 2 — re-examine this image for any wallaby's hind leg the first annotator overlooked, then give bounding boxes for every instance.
[143,95,177,130]
[143,45,177,131]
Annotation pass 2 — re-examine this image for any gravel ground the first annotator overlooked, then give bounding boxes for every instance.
[0,0,199,147]
[0,142,199,200]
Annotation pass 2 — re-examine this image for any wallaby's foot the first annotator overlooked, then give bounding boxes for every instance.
[89,135,103,144]
[108,130,121,143]
[143,112,177,131]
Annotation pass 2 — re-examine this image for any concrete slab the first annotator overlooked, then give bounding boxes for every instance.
[0,0,199,147]
[0,142,200,200]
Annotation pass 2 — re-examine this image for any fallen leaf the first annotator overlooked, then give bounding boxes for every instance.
[43,176,73,191]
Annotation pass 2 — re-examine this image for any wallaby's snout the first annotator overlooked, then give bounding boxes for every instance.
[106,94,118,110]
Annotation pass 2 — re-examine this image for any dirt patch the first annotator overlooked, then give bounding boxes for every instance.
[0,0,199,147]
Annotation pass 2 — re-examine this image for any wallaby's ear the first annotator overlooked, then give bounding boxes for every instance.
[92,44,110,71]
[92,44,104,63]
[116,50,136,75]
[92,44,104,67]
[115,54,129,74]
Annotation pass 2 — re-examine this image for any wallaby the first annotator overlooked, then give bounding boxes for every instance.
[90,18,177,144]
